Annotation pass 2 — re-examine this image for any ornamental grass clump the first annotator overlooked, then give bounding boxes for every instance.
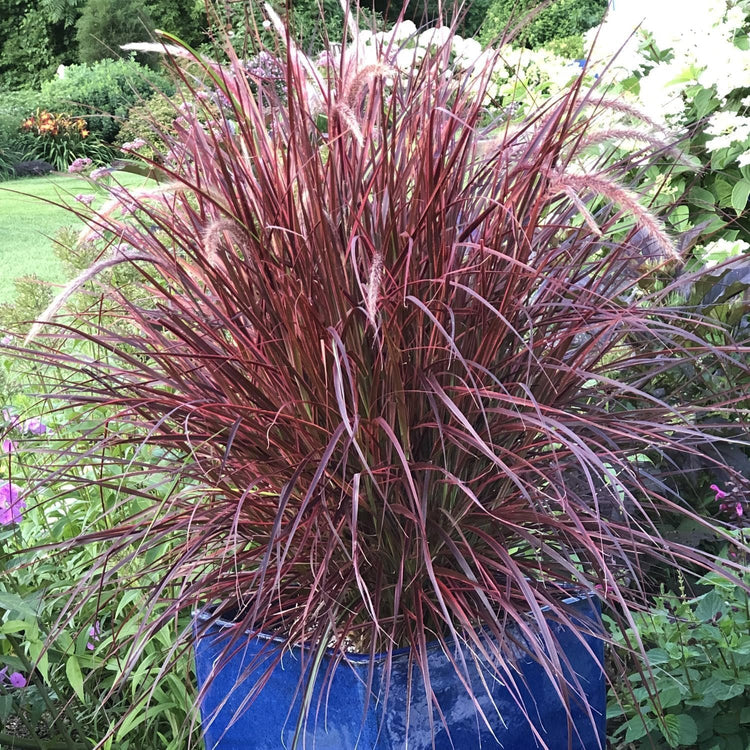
[8,11,750,748]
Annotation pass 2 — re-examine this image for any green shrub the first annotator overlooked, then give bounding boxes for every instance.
[479,0,608,48]
[76,0,156,64]
[40,58,174,143]
[115,91,180,162]
[0,276,54,330]
[608,557,750,749]
[544,33,585,59]
[0,5,67,89]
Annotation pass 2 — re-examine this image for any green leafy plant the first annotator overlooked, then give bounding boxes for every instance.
[75,0,156,64]
[480,0,608,48]
[40,58,174,143]
[18,108,112,170]
[0,392,202,749]
[607,547,750,749]
[8,14,750,749]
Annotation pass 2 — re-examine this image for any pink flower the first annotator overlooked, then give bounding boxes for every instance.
[68,157,92,173]
[1,438,15,453]
[121,138,147,151]
[89,166,113,181]
[0,335,11,346]
[0,482,25,525]
[22,417,47,436]
[736,503,744,518]
[87,620,102,650]
[75,193,95,206]
[9,672,26,688]
[711,484,728,500]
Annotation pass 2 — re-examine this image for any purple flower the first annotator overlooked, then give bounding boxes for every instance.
[9,672,26,688]
[736,503,744,518]
[121,138,146,151]
[89,166,113,181]
[711,484,728,500]
[87,620,102,650]
[2,409,19,428]
[0,335,11,346]
[22,417,47,436]
[75,193,95,206]
[68,157,93,174]
[1,438,15,453]
[0,482,25,525]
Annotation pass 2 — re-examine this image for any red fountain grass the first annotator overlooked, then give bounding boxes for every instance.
[9,16,750,748]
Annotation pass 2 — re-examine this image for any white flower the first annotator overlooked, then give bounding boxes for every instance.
[383,20,416,44]
[418,26,451,49]
[637,63,686,124]
[724,4,747,30]
[451,36,482,70]
[705,110,750,151]
[738,150,750,167]
[699,237,750,268]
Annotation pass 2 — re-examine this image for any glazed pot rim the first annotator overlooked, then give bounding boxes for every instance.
[192,590,600,663]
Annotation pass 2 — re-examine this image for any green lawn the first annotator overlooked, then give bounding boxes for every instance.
[0,172,151,304]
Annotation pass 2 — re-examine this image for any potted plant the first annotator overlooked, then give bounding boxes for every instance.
[6,10,750,749]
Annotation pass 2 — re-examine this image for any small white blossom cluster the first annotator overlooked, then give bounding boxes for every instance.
[338,21,578,110]
[704,110,750,152]
[586,0,750,164]
[696,237,750,268]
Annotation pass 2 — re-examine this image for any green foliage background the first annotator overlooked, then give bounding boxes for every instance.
[479,0,608,47]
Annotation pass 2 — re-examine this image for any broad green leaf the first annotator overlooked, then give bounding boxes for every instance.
[660,713,681,748]
[0,695,12,722]
[646,647,670,665]
[1,620,29,634]
[66,654,85,702]
[0,592,38,619]
[740,705,750,723]
[695,590,724,621]
[714,178,734,207]
[675,714,698,745]
[27,640,48,682]
[688,186,716,206]
[659,683,684,709]
[713,711,741,735]
[669,204,690,229]
[624,715,654,743]
[731,180,750,214]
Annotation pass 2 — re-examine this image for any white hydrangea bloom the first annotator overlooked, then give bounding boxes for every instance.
[418,26,452,48]
[636,63,686,124]
[704,110,750,151]
[385,20,417,44]
[451,37,482,70]
[738,150,750,167]
[697,37,750,100]
[698,237,750,268]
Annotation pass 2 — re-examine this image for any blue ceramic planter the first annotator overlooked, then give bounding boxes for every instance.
[194,595,605,749]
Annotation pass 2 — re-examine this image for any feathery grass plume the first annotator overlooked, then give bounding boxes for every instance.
[342,63,396,110]
[202,217,250,269]
[547,169,681,262]
[364,251,384,328]
[584,96,666,133]
[76,181,184,246]
[120,41,194,59]
[24,246,162,345]
[574,128,692,165]
[10,9,750,750]
[333,102,365,145]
